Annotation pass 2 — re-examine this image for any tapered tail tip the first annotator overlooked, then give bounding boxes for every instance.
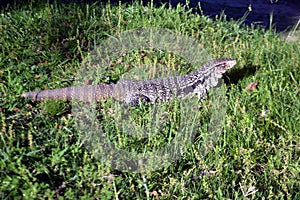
[21,92,37,100]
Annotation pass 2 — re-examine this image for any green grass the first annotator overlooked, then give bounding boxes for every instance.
[1,0,299,199]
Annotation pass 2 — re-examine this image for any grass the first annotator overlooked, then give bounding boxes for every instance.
[1,0,299,199]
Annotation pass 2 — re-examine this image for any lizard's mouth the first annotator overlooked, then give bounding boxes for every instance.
[230,59,237,65]
[226,60,237,69]
[216,59,237,74]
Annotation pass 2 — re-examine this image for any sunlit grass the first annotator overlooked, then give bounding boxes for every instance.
[0,0,299,199]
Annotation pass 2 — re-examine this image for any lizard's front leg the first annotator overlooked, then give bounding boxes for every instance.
[125,93,152,107]
[193,84,208,101]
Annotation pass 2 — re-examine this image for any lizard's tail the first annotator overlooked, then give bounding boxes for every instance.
[22,84,114,102]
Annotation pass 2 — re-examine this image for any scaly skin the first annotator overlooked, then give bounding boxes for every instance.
[22,58,237,105]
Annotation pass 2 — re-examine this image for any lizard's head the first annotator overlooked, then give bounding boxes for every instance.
[213,58,237,74]
[200,58,237,87]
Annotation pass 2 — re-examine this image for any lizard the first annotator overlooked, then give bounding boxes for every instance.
[22,58,237,106]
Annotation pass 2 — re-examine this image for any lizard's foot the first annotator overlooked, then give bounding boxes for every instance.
[127,94,152,107]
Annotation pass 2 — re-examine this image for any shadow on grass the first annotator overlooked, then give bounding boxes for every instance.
[224,64,259,85]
